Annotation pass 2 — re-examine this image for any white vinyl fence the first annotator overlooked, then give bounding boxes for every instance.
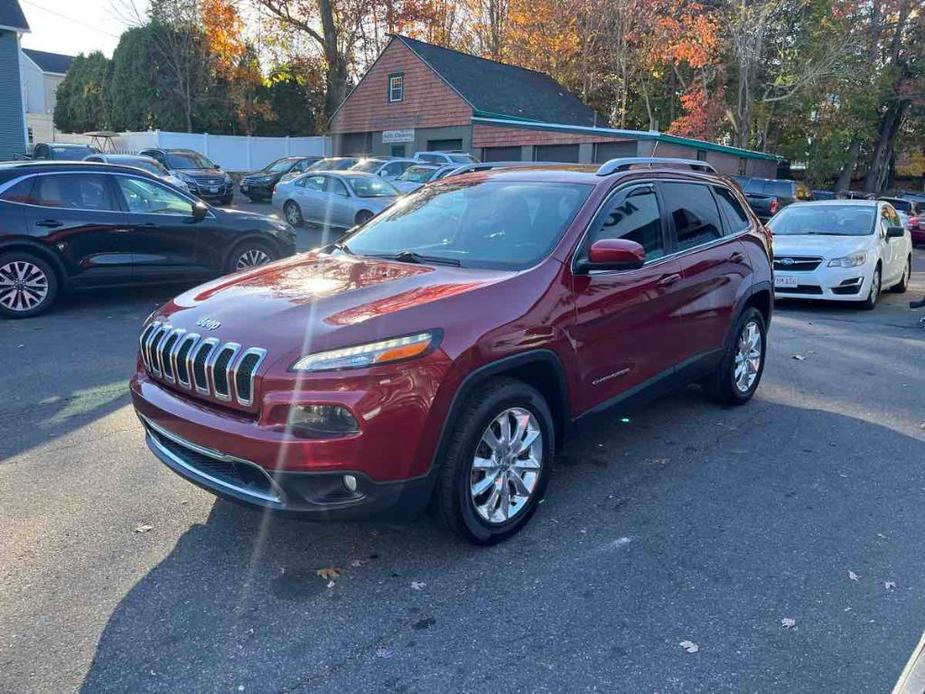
[54,130,332,173]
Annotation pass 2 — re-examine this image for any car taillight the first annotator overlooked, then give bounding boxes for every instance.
[769,198,779,215]
[910,215,921,229]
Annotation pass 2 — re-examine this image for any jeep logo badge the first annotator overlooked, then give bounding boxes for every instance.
[196,317,221,331]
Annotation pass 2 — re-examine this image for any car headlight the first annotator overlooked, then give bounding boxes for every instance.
[292,331,438,372]
[828,252,867,268]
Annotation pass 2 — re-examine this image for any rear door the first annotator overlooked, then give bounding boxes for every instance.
[21,172,133,286]
[323,176,354,228]
[657,180,752,363]
[111,174,211,281]
[294,174,326,224]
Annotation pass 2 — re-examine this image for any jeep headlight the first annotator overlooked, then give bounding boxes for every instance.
[292,331,438,372]
[828,252,867,268]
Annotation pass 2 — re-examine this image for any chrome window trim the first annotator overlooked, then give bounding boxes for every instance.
[572,177,755,278]
[140,415,282,504]
[192,338,220,395]
[211,342,241,402]
[234,347,268,407]
[173,332,200,389]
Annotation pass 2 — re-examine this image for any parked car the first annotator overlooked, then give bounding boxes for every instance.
[239,156,323,202]
[906,213,925,246]
[413,151,479,165]
[83,153,189,192]
[812,189,836,200]
[0,161,296,318]
[138,148,234,205]
[349,157,417,181]
[768,200,911,309]
[879,196,921,217]
[393,164,443,193]
[29,143,99,161]
[732,176,812,221]
[306,157,360,172]
[130,158,773,543]
[272,171,399,229]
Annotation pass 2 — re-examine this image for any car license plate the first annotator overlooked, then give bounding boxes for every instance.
[774,275,799,288]
[209,186,219,193]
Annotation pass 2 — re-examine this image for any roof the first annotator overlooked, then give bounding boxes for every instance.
[22,48,73,74]
[0,0,28,32]
[394,36,599,127]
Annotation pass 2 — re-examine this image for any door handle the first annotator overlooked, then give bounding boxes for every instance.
[36,219,62,228]
[657,273,682,287]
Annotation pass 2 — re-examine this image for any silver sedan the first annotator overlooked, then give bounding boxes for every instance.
[272,171,400,229]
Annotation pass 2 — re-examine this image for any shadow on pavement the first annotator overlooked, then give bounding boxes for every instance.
[79,400,925,693]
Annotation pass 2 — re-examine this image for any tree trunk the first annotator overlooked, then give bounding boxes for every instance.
[863,101,905,194]
[318,0,349,124]
[834,138,860,193]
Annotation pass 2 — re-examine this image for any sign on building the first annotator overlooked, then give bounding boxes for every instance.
[382,129,415,144]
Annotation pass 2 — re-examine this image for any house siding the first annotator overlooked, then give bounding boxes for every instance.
[0,29,26,159]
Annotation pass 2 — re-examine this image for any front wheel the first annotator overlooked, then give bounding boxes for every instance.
[226,242,277,273]
[702,307,767,405]
[355,210,374,226]
[284,201,304,227]
[859,265,881,310]
[434,378,554,544]
[890,257,911,294]
[0,253,59,318]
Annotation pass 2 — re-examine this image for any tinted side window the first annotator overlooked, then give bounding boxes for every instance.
[588,187,664,261]
[32,174,115,211]
[768,180,793,198]
[714,186,750,234]
[0,178,35,203]
[661,182,723,251]
[326,178,349,196]
[297,175,325,191]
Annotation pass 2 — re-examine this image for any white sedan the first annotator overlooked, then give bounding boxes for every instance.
[768,200,912,309]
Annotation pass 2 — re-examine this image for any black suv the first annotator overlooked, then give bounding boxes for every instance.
[0,162,296,318]
[139,148,234,205]
[239,156,323,202]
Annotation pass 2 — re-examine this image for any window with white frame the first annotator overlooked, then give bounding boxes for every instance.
[388,73,404,103]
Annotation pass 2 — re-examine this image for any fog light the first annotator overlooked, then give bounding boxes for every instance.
[343,474,358,493]
[287,404,359,437]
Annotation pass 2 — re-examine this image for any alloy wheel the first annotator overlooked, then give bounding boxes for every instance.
[235,248,272,270]
[733,319,762,394]
[0,260,49,312]
[284,202,302,226]
[470,407,543,524]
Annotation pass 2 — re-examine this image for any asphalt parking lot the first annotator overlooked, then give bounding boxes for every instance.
[2,200,925,691]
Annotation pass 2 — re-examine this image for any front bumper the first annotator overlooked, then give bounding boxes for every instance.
[240,181,274,198]
[187,181,234,201]
[774,262,874,301]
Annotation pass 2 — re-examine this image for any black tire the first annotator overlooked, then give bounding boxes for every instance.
[225,240,277,274]
[0,252,59,319]
[355,210,374,226]
[890,256,911,294]
[220,194,234,206]
[859,265,881,310]
[434,378,554,545]
[702,307,767,406]
[284,201,304,227]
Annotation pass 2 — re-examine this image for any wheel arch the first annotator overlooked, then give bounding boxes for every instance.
[221,233,283,270]
[0,239,68,288]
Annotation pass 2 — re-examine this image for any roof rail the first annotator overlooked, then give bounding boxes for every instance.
[596,157,716,176]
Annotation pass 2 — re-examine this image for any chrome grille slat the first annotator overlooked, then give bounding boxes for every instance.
[211,343,241,401]
[234,348,267,406]
[192,338,220,395]
[172,333,200,388]
[146,324,169,377]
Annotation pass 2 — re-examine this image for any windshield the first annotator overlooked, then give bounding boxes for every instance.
[449,153,476,163]
[346,176,398,198]
[124,158,165,176]
[165,151,215,169]
[50,146,95,160]
[350,159,386,173]
[263,158,296,174]
[340,181,591,270]
[768,205,876,236]
[399,166,439,183]
[309,158,358,171]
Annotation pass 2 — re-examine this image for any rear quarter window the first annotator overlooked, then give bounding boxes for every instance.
[0,178,35,204]
[714,186,751,234]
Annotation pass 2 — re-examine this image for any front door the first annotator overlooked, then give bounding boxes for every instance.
[21,172,134,286]
[111,174,211,282]
[878,204,903,284]
[569,183,687,412]
[323,176,355,228]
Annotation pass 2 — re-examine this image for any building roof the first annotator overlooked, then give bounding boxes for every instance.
[22,48,73,75]
[0,0,29,32]
[394,35,599,127]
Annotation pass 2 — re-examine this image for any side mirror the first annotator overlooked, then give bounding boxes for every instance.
[192,201,208,220]
[577,239,646,273]
[886,225,905,239]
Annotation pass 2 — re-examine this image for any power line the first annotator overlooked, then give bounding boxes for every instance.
[20,0,123,40]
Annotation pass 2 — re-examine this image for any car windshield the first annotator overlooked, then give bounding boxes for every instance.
[449,153,476,163]
[263,158,296,174]
[50,146,95,159]
[122,158,165,176]
[768,205,876,236]
[340,181,591,270]
[399,166,439,183]
[309,158,357,171]
[350,159,387,173]
[165,151,215,169]
[346,176,398,198]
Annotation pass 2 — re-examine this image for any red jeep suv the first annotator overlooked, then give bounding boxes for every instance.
[130,158,772,543]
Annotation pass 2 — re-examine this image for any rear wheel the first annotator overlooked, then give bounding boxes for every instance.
[0,253,59,318]
[226,241,277,273]
[703,307,766,406]
[890,256,911,294]
[355,210,374,226]
[434,378,553,544]
[284,201,304,227]
[859,265,881,310]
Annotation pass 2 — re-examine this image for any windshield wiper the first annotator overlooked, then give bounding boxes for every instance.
[384,250,461,266]
[332,241,354,255]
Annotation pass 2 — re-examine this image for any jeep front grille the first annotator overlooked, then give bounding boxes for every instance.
[140,322,267,407]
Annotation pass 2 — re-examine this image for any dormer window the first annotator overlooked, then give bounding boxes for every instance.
[388,73,404,103]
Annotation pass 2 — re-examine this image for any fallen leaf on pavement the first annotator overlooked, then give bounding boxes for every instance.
[848,571,860,582]
[316,567,341,580]
[884,581,896,590]
[781,617,797,629]
[326,580,336,589]
[792,354,806,361]
[679,640,699,653]
[350,559,366,568]
[411,581,426,591]
[134,524,153,533]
